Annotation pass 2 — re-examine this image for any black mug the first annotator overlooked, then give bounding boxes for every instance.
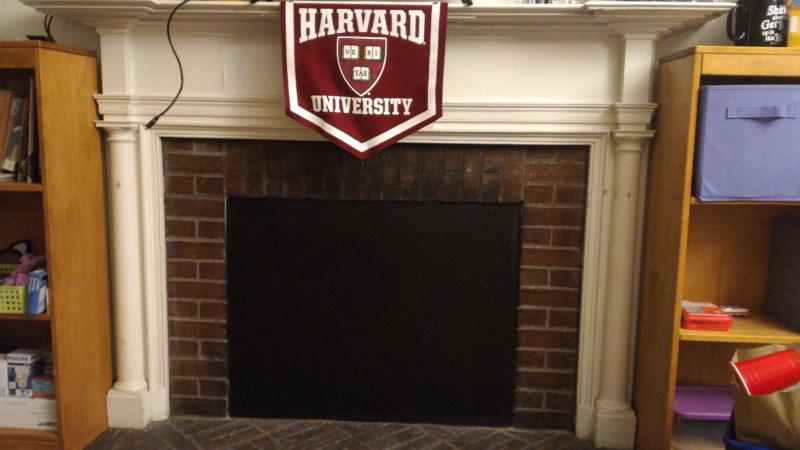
[727,0,788,46]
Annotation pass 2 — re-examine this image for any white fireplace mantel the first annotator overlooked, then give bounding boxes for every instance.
[22,1,731,448]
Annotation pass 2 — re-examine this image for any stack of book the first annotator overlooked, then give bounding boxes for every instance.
[0,78,39,184]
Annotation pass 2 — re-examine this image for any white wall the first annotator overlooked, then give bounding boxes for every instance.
[657,15,729,60]
[0,0,98,51]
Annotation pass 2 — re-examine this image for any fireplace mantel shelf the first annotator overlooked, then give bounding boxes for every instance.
[25,0,733,35]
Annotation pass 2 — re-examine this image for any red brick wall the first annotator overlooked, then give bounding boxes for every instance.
[163,139,587,429]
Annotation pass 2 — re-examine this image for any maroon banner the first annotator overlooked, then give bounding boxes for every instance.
[281,1,448,159]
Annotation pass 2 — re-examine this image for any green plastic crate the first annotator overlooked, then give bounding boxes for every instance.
[0,285,26,314]
[0,264,16,277]
[0,265,25,314]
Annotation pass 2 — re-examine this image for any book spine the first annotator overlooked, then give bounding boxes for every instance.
[2,98,25,173]
[16,98,29,182]
[26,80,37,183]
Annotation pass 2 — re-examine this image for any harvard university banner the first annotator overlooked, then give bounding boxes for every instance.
[281,1,448,159]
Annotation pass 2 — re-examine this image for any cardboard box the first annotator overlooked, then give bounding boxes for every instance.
[32,377,55,399]
[0,397,57,430]
[8,359,43,397]
[7,348,42,365]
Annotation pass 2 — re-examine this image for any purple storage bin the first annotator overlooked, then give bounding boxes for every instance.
[695,85,800,202]
[674,386,733,421]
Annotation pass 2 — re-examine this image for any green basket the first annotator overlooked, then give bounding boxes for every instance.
[0,285,26,314]
[0,264,16,277]
[0,264,25,314]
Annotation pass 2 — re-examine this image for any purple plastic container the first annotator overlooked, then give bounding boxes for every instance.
[674,386,734,421]
[695,85,800,202]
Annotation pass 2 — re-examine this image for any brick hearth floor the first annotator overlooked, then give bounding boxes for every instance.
[85,417,595,449]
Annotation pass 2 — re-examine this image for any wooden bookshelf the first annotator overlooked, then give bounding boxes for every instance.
[0,427,59,448]
[0,313,50,322]
[0,183,42,193]
[0,41,111,450]
[634,46,800,450]
[680,314,800,345]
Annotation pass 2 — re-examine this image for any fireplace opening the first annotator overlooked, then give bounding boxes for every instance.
[226,197,521,426]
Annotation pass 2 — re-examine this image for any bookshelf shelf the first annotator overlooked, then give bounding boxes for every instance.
[0,427,58,446]
[691,197,800,206]
[680,314,800,344]
[0,313,49,322]
[0,182,41,193]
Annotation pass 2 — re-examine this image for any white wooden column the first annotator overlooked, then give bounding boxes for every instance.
[101,123,152,429]
[592,34,656,449]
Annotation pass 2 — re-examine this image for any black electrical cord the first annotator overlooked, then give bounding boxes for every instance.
[149,0,456,127]
[145,0,193,129]
[44,15,55,42]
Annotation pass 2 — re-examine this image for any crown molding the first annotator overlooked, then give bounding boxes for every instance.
[94,95,658,137]
[22,0,733,36]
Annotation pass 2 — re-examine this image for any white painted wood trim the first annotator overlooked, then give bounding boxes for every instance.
[22,0,735,37]
[95,95,654,135]
[101,113,623,440]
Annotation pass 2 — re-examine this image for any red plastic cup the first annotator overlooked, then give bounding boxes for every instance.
[731,348,800,396]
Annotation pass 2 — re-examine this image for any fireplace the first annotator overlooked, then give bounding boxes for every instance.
[164,139,587,429]
[20,1,734,446]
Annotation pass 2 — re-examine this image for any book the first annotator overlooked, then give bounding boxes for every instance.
[16,98,30,182]
[26,79,38,183]
[2,97,25,173]
[25,269,47,316]
[0,355,6,396]
[0,90,12,164]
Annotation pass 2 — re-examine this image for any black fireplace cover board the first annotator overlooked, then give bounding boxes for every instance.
[227,197,520,426]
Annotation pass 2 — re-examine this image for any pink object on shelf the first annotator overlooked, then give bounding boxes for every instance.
[731,348,800,396]
[673,386,733,421]
[1,253,45,286]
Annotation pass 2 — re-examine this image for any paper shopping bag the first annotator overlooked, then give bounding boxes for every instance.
[733,343,800,449]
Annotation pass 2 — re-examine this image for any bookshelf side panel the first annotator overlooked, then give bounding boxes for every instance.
[36,48,111,450]
[633,54,699,450]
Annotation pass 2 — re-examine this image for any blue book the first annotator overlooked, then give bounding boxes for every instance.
[25,270,47,316]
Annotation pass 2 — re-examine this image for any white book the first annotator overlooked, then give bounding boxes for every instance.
[0,355,6,396]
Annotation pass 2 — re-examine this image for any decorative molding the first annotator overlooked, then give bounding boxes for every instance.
[612,130,657,152]
[110,118,619,439]
[95,95,657,137]
[22,0,733,36]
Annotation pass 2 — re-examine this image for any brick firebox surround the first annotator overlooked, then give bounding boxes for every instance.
[163,138,588,430]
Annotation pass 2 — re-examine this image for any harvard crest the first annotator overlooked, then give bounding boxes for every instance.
[337,37,387,96]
